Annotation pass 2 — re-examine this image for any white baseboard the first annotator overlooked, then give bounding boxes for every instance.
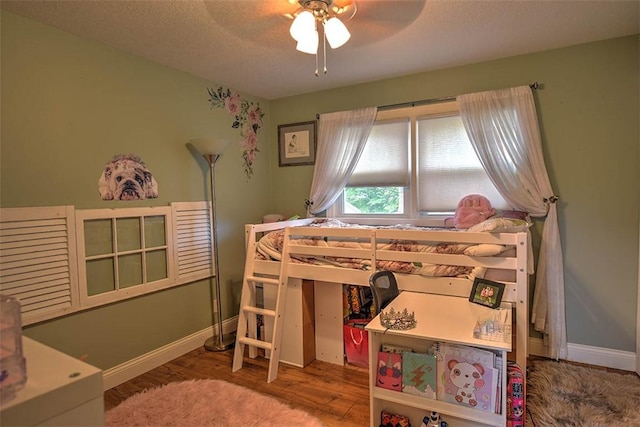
[528,337,637,372]
[566,342,636,372]
[102,316,238,391]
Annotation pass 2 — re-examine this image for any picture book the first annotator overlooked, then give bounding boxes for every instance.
[382,343,413,354]
[447,342,496,366]
[494,353,503,413]
[433,342,494,399]
[375,351,403,392]
[441,347,499,413]
[401,351,437,398]
[431,341,447,398]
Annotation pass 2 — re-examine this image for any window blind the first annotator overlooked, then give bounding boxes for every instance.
[417,114,509,212]
[348,118,410,187]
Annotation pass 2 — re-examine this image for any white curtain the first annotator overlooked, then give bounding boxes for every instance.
[458,86,567,360]
[307,107,377,215]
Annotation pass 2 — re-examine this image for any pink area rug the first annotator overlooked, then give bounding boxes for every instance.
[105,379,324,427]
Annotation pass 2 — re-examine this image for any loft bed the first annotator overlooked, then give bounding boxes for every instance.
[244,217,530,370]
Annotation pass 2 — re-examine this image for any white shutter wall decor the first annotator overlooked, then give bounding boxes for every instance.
[171,201,214,281]
[0,202,212,324]
[0,206,79,325]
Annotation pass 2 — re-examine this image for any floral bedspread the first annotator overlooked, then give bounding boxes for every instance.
[255,219,506,278]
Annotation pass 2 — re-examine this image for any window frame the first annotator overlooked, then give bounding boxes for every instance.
[75,207,175,308]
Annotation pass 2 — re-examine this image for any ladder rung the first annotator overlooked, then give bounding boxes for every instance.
[242,306,276,317]
[247,276,279,286]
[238,336,273,351]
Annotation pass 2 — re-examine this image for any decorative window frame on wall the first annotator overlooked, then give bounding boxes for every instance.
[0,201,213,325]
[75,206,175,308]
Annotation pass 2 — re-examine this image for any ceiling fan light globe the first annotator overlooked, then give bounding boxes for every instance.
[290,10,315,42]
[324,17,350,49]
[296,30,319,54]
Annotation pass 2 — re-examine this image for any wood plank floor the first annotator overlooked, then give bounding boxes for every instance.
[104,347,371,427]
[104,349,637,427]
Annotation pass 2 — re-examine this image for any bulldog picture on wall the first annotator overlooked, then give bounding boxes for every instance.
[98,154,158,201]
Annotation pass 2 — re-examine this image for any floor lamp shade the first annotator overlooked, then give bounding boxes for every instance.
[190,138,232,157]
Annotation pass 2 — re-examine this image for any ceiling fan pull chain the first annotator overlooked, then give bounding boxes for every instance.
[314,16,320,76]
[323,25,328,74]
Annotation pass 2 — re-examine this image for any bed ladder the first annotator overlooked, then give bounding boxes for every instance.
[232,226,292,383]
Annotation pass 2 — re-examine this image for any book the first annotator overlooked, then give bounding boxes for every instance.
[401,351,437,398]
[440,343,499,413]
[382,343,413,354]
[433,342,495,398]
[375,351,403,392]
[494,353,503,413]
[431,341,447,399]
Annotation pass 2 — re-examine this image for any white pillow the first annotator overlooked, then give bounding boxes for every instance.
[463,244,506,256]
[467,217,531,233]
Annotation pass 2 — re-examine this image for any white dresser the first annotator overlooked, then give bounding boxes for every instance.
[0,337,104,426]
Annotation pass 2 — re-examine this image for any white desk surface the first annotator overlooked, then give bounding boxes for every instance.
[365,291,511,352]
[0,336,103,426]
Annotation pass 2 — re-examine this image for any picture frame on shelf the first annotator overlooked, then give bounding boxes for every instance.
[469,277,505,309]
[278,121,316,166]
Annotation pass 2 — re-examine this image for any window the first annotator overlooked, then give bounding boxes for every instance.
[329,101,509,225]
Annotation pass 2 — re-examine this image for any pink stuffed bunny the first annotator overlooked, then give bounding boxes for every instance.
[453,194,496,229]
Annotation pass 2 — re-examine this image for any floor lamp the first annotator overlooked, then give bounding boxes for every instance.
[189,138,236,352]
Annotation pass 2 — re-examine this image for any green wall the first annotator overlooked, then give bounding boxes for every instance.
[268,35,640,353]
[1,11,273,369]
[2,8,638,370]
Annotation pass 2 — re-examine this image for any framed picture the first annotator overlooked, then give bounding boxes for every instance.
[278,121,317,166]
[469,277,505,309]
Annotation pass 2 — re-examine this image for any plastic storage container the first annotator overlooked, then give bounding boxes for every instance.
[0,294,27,400]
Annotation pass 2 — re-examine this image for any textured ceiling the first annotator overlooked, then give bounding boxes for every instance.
[2,0,639,100]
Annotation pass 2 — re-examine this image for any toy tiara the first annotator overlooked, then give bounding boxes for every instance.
[380,307,417,330]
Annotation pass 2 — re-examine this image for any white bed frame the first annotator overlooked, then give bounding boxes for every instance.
[245,218,529,371]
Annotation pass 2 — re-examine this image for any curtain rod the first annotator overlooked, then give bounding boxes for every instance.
[315,82,540,119]
[376,81,540,112]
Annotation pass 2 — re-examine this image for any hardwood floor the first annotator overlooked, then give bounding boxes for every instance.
[104,349,638,427]
[104,347,371,427]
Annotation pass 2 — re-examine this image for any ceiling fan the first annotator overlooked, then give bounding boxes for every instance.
[205,1,425,75]
[285,0,358,75]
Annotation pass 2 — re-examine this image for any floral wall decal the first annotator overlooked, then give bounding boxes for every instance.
[207,87,265,179]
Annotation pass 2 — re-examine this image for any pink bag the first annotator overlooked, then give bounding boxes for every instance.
[343,320,369,367]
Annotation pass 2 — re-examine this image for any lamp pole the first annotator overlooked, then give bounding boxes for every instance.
[202,153,235,352]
